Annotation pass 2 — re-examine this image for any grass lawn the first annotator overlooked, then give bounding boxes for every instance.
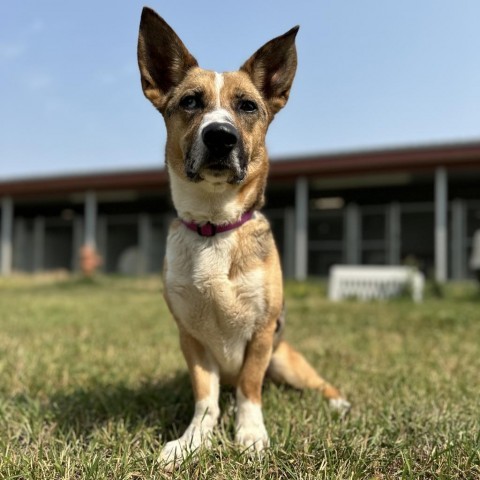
[0,275,479,479]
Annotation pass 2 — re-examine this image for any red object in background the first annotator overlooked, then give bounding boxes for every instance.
[79,245,102,277]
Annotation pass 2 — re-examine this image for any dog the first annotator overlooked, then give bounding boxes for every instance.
[137,7,350,468]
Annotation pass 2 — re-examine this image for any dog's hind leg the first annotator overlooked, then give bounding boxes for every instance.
[267,340,351,412]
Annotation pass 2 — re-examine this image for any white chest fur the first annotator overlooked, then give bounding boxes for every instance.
[165,225,266,377]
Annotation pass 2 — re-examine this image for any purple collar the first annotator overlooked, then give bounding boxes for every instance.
[181,210,254,237]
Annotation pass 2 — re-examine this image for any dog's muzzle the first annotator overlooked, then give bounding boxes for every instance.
[185,120,246,184]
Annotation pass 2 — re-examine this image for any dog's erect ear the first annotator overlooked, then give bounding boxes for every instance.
[137,8,198,111]
[240,26,299,116]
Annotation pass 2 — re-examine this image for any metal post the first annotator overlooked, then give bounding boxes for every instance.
[345,203,360,264]
[295,177,308,280]
[84,191,97,248]
[435,167,448,282]
[388,202,401,265]
[451,199,466,280]
[1,197,14,276]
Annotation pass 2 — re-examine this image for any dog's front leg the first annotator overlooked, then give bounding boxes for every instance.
[235,323,276,453]
[160,327,220,470]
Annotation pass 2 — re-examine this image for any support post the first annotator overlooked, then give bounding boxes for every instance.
[451,199,466,280]
[84,191,97,248]
[295,177,308,280]
[345,203,360,264]
[387,202,401,265]
[435,167,448,282]
[1,197,14,276]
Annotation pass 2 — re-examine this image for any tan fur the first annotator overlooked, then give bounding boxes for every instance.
[268,340,342,399]
[178,327,216,401]
[137,7,349,468]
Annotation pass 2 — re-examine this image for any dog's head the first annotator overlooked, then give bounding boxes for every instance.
[138,7,298,196]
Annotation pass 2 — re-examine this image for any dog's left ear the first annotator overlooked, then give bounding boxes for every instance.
[137,8,198,112]
[240,26,299,116]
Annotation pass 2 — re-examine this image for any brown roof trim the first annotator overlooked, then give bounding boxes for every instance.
[1,141,480,197]
[0,168,169,197]
[269,141,480,180]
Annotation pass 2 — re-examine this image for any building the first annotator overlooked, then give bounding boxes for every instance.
[1,141,480,280]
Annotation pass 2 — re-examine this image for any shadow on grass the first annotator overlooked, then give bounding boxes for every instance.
[47,373,194,441]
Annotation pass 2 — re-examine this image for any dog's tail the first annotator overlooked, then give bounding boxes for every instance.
[267,340,351,411]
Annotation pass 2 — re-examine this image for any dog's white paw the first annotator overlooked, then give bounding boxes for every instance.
[235,389,269,454]
[329,397,351,415]
[160,397,220,470]
[235,422,270,453]
[160,438,195,471]
[160,430,208,471]
[160,439,188,471]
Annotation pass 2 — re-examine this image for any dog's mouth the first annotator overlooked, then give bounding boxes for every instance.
[185,162,246,185]
[185,150,247,185]
[204,156,233,171]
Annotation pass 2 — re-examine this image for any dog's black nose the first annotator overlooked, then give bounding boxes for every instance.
[202,122,238,157]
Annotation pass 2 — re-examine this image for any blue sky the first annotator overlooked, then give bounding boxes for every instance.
[1,1,480,179]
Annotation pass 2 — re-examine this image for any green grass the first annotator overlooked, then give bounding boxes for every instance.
[0,275,479,479]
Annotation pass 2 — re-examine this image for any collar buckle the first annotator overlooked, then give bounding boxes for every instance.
[197,222,217,237]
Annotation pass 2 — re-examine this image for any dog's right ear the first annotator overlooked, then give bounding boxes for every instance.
[240,26,299,116]
[137,8,198,112]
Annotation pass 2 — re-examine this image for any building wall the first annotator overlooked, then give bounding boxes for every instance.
[4,198,479,280]
[2,169,480,280]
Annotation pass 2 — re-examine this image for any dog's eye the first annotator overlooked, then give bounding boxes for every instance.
[180,95,202,110]
[238,100,258,113]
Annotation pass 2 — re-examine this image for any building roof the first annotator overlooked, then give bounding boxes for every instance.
[2,141,480,198]
[271,141,480,179]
